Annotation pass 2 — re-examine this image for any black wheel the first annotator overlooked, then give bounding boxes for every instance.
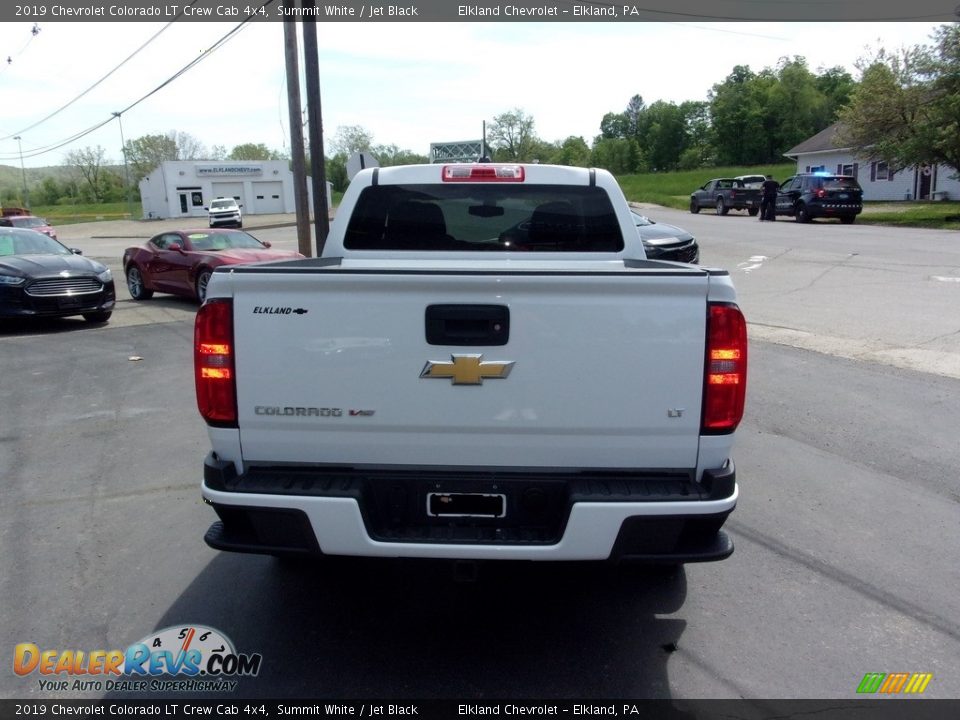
[126,266,153,300]
[840,215,856,224]
[748,208,759,217]
[716,197,728,216]
[795,203,811,223]
[196,269,212,302]
[689,198,700,214]
[82,311,112,323]
[236,221,243,228]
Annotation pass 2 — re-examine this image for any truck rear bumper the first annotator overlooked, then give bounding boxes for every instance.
[200,456,737,563]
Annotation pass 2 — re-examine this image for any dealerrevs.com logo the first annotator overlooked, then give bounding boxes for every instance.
[13,625,262,693]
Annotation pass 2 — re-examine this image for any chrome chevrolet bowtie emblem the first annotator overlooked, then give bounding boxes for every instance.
[420,354,515,385]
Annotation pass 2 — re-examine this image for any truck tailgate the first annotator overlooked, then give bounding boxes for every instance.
[228,263,709,470]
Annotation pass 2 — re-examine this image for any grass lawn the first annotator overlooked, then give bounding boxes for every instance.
[616,163,796,211]
[29,202,136,225]
[856,201,960,229]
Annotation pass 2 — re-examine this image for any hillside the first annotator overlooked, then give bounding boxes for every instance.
[0,163,75,188]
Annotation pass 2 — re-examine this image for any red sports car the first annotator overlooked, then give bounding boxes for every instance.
[122,229,303,302]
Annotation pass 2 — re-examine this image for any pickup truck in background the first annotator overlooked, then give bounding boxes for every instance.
[690,178,762,216]
[195,163,747,568]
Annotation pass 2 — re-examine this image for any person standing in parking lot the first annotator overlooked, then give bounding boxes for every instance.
[760,175,779,221]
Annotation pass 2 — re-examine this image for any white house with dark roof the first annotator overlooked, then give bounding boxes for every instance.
[784,123,960,202]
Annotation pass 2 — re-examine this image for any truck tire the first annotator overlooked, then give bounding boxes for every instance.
[716,198,729,216]
[840,215,856,224]
[748,208,759,217]
[795,203,811,223]
[689,198,700,214]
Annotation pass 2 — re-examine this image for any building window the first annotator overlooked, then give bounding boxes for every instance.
[875,162,889,181]
[841,164,854,176]
[191,192,203,207]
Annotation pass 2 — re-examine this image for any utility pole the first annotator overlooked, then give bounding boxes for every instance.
[284,17,312,257]
[300,0,330,256]
[112,112,133,219]
[13,136,29,209]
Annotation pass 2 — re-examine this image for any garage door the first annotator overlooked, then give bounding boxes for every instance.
[211,182,244,206]
[252,182,284,214]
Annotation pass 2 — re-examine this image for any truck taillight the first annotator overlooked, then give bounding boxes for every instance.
[702,303,747,434]
[195,298,237,427]
[441,164,525,182]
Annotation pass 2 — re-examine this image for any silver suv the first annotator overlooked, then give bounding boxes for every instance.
[207,198,243,228]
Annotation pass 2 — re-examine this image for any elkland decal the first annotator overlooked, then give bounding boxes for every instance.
[13,625,261,693]
[857,672,933,695]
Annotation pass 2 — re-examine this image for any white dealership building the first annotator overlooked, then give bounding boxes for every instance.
[138,160,321,220]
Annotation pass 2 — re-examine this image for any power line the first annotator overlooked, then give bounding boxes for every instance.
[0,4,201,142]
[0,23,41,78]
[1,1,275,162]
[114,12,262,117]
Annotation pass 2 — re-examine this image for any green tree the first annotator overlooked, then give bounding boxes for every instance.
[325,155,348,192]
[598,95,646,142]
[623,94,646,139]
[32,177,67,205]
[371,144,429,166]
[527,139,561,164]
[228,143,281,160]
[709,65,769,165]
[329,125,374,157]
[554,136,591,167]
[98,169,127,203]
[644,101,687,171]
[765,57,826,161]
[172,131,207,160]
[814,66,856,125]
[489,108,538,161]
[64,146,109,203]
[124,133,177,180]
[599,111,628,140]
[123,130,208,180]
[590,137,640,174]
[837,24,960,175]
[679,100,713,167]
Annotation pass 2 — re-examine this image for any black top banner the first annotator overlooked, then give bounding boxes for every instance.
[4,0,960,22]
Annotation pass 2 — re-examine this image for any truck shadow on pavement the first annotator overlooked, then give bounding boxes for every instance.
[127,554,689,700]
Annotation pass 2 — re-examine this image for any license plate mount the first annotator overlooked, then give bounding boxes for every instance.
[427,492,506,518]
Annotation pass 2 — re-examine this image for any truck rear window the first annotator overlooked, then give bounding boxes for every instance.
[343,184,624,252]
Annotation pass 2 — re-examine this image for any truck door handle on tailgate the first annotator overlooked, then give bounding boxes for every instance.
[425,304,510,346]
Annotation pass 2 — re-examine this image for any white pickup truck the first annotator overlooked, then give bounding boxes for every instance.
[195,163,747,566]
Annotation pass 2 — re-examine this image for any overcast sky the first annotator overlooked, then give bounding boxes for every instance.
[0,20,947,168]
